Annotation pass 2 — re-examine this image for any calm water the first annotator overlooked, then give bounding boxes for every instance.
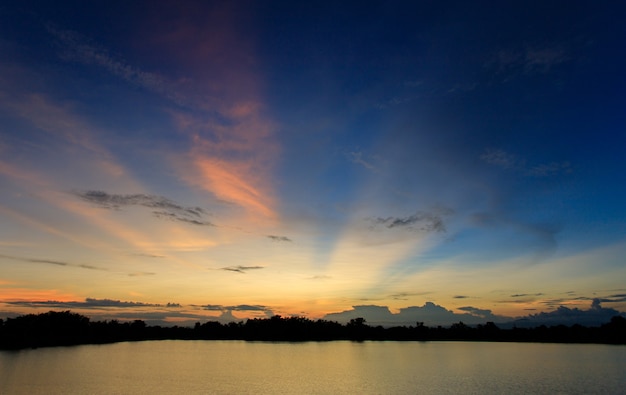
[1,340,625,394]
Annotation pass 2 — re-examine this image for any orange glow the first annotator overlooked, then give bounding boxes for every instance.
[1,288,80,302]
[195,157,275,219]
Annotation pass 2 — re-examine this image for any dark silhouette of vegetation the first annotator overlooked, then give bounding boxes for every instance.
[1,311,624,350]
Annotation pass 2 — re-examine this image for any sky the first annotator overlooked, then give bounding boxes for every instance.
[1,1,625,327]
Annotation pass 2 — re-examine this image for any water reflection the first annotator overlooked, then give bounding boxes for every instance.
[1,341,624,394]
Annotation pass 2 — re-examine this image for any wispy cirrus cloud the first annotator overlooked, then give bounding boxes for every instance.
[481,148,571,177]
[47,25,185,105]
[346,150,381,172]
[487,45,569,74]
[49,15,280,224]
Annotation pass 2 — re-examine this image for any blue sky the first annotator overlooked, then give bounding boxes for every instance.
[1,1,625,326]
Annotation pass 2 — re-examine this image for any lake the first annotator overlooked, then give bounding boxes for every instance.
[1,340,625,394]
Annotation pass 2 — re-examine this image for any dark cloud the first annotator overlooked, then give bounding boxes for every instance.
[152,211,213,226]
[72,190,212,226]
[453,295,469,299]
[510,293,544,298]
[481,148,571,177]
[227,305,268,312]
[390,291,432,300]
[368,208,452,233]
[5,298,162,309]
[267,235,292,242]
[220,265,264,273]
[201,304,225,311]
[508,299,625,328]
[324,302,509,327]
[324,300,625,328]
[0,254,106,271]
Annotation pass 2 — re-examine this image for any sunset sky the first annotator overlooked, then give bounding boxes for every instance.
[1,1,625,327]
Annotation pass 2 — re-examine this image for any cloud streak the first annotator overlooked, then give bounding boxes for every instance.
[72,190,213,226]
[481,148,571,177]
[0,254,106,271]
[267,235,292,242]
[367,209,451,233]
[220,265,265,274]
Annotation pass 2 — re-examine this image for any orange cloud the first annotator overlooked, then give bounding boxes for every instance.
[194,157,274,219]
[150,5,280,224]
[0,288,79,302]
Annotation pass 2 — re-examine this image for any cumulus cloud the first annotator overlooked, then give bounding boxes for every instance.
[323,300,624,328]
[324,302,509,327]
[200,303,273,320]
[220,265,264,273]
[72,190,213,226]
[481,148,571,177]
[509,299,625,328]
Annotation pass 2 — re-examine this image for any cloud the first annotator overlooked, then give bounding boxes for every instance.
[267,235,292,242]
[324,302,509,327]
[390,291,432,300]
[509,299,625,328]
[457,306,494,318]
[47,26,183,105]
[127,272,156,277]
[72,190,213,226]
[227,304,268,312]
[220,265,264,273]
[453,295,470,299]
[200,303,274,320]
[346,151,380,172]
[524,47,568,73]
[487,45,568,75]
[202,304,225,311]
[152,211,213,226]
[367,209,451,233]
[4,298,162,309]
[481,148,571,178]
[0,254,106,271]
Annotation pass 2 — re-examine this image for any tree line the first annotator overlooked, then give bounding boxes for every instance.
[1,311,624,350]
